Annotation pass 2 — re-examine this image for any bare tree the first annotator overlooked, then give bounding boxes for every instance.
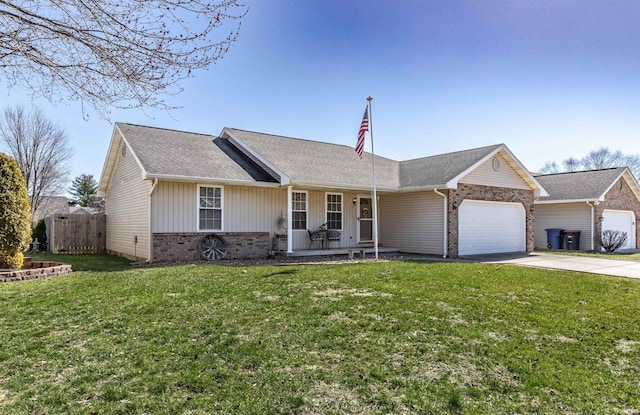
[538,161,560,174]
[539,147,640,179]
[0,1,248,119]
[581,147,625,170]
[0,106,72,217]
[562,157,582,172]
[581,147,640,179]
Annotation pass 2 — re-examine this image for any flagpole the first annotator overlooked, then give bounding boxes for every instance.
[367,96,379,260]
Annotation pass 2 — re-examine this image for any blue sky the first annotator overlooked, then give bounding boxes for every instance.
[2,0,639,186]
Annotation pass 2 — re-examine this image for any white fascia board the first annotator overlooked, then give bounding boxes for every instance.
[396,184,453,193]
[623,169,640,201]
[98,124,147,194]
[447,144,549,197]
[221,128,291,185]
[535,198,604,205]
[144,174,282,188]
[118,125,148,181]
[98,124,122,194]
[288,181,399,192]
[290,181,453,193]
[498,145,550,197]
[600,168,640,201]
[445,145,503,189]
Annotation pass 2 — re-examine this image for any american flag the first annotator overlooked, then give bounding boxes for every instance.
[355,106,368,158]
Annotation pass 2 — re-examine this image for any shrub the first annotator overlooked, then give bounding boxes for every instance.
[32,218,47,248]
[599,230,628,253]
[0,252,23,270]
[0,153,32,269]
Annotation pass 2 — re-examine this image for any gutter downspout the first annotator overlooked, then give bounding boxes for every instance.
[287,185,293,253]
[434,188,448,258]
[586,201,596,250]
[148,178,159,263]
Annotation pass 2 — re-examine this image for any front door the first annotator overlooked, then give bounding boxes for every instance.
[357,196,373,243]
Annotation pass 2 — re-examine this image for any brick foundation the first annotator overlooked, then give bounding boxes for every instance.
[0,257,73,283]
[152,232,270,262]
[447,184,535,257]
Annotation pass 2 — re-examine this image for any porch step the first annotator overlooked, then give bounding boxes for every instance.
[281,246,399,257]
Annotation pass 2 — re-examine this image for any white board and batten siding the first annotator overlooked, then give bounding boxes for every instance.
[533,203,592,249]
[152,182,286,233]
[152,184,360,250]
[289,191,360,250]
[105,141,151,259]
[459,152,531,189]
[379,191,445,255]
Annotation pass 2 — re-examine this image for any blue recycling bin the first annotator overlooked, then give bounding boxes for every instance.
[545,228,564,249]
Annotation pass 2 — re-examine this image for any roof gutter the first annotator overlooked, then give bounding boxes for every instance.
[434,188,448,258]
[144,174,281,188]
[535,198,605,205]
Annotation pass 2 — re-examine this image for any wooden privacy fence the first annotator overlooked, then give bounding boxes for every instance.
[45,213,106,254]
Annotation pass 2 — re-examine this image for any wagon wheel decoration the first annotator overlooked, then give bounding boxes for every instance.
[200,234,228,261]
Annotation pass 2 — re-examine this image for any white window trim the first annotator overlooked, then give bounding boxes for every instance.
[197,184,224,232]
[325,192,343,231]
[292,190,308,231]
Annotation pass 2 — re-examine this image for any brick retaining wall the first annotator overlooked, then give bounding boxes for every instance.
[0,258,73,283]
[152,232,270,263]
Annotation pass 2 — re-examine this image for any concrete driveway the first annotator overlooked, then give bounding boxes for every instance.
[473,252,640,279]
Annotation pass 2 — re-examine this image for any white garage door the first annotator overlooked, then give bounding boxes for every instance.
[602,209,636,250]
[458,200,526,256]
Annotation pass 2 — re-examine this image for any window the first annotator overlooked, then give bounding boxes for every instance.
[292,191,307,230]
[326,193,343,230]
[198,185,223,231]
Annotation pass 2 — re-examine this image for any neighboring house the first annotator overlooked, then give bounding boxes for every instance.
[32,196,69,224]
[69,206,100,215]
[534,168,640,251]
[98,123,547,262]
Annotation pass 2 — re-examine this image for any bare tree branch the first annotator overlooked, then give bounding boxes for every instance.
[0,0,248,119]
[538,161,559,174]
[581,147,624,171]
[0,105,72,217]
[539,147,640,180]
[562,157,582,172]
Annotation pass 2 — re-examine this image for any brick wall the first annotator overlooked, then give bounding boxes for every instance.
[1,258,72,283]
[152,232,270,263]
[594,177,640,250]
[447,184,535,257]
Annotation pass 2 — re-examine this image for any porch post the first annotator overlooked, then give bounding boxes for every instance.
[287,185,294,253]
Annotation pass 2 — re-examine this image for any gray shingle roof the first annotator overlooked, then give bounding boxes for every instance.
[111,123,537,193]
[399,144,503,188]
[117,123,267,183]
[535,168,626,201]
[226,129,508,190]
[225,128,401,189]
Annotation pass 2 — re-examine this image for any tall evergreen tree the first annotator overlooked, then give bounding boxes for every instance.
[69,174,99,207]
[0,153,32,269]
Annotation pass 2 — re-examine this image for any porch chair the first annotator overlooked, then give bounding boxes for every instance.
[308,229,324,250]
[325,230,341,248]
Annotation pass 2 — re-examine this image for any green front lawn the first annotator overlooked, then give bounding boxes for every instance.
[1,256,639,414]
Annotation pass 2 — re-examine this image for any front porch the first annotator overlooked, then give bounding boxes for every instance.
[275,246,400,258]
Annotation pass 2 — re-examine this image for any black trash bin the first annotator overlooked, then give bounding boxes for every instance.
[562,230,581,250]
[545,228,564,249]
